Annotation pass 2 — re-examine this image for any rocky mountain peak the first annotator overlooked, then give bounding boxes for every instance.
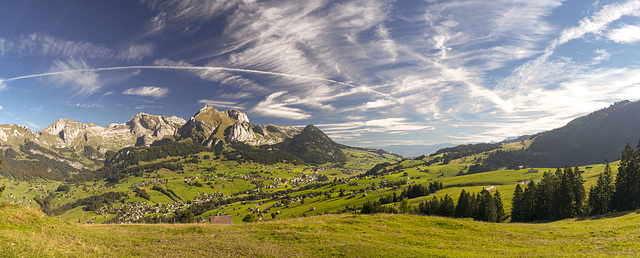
[196,104,217,115]
[224,109,250,123]
[123,113,186,146]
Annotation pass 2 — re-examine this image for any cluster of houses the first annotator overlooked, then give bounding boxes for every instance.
[96,201,189,223]
[192,191,225,204]
[131,178,168,188]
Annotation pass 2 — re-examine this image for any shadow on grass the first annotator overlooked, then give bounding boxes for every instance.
[576,210,639,221]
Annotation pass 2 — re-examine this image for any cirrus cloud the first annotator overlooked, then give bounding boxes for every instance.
[123,86,169,98]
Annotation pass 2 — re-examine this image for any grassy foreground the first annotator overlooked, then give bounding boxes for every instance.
[1,205,640,257]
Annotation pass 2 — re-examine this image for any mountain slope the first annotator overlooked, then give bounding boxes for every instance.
[448,100,640,170]
[275,124,347,165]
[527,100,640,167]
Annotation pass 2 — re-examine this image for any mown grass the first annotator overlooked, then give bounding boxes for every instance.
[2,204,640,257]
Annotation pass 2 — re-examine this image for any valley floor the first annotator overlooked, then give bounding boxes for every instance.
[1,205,639,257]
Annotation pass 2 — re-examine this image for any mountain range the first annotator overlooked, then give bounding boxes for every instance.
[0,105,304,180]
[3,99,640,181]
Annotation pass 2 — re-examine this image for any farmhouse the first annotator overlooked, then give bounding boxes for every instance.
[210,215,234,225]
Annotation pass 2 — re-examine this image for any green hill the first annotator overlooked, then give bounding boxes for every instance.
[1,204,639,257]
[275,124,347,165]
[527,100,640,167]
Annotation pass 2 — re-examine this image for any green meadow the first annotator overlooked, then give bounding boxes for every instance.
[1,204,639,257]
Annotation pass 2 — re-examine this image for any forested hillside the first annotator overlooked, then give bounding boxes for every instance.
[465,100,640,171]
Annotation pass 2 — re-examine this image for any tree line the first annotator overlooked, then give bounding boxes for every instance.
[512,140,640,222]
[361,186,506,223]
[510,166,585,222]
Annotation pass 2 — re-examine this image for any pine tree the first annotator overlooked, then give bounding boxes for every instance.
[601,163,615,212]
[469,192,479,219]
[494,190,505,222]
[428,196,440,215]
[535,171,556,221]
[587,185,599,215]
[455,190,471,218]
[399,198,412,214]
[555,166,576,219]
[418,201,428,215]
[521,181,536,222]
[633,140,640,209]
[439,195,455,217]
[588,163,615,215]
[572,166,586,216]
[478,189,497,222]
[614,143,637,211]
[511,184,524,222]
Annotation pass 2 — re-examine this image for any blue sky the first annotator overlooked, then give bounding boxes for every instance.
[1,0,640,148]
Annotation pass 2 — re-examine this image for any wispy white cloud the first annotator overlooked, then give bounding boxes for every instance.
[66,102,104,108]
[251,91,311,120]
[608,24,640,43]
[153,58,267,93]
[49,59,102,97]
[545,0,640,58]
[0,105,3,110]
[123,86,169,98]
[197,99,245,110]
[593,48,611,63]
[22,121,40,129]
[317,117,434,141]
[140,0,243,34]
[0,34,153,60]
[0,78,6,91]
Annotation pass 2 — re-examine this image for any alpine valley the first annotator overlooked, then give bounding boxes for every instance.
[3,101,640,256]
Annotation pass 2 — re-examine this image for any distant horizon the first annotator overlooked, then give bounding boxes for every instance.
[2,0,640,149]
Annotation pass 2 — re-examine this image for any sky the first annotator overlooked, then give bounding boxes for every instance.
[1,0,640,150]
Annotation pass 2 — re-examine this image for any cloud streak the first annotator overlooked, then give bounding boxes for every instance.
[0,33,153,60]
[123,86,169,98]
[3,64,392,98]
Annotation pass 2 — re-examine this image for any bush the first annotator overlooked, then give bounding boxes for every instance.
[242,213,259,222]
[56,185,71,192]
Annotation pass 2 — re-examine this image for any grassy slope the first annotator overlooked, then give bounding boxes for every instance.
[1,204,639,257]
[0,149,617,223]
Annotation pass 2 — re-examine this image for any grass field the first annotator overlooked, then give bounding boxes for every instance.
[1,204,640,257]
